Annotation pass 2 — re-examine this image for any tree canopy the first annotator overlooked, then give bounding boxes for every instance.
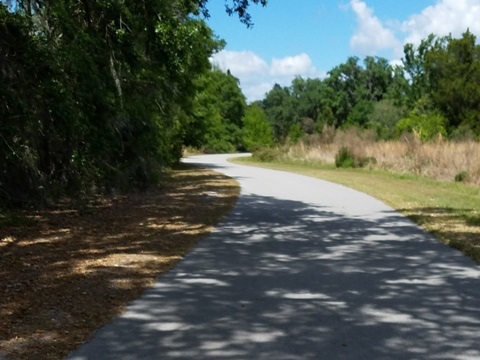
[259,31,480,143]
[0,0,267,207]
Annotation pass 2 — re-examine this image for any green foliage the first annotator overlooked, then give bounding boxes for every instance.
[316,106,337,131]
[367,99,406,139]
[263,84,296,141]
[425,31,480,135]
[326,57,365,126]
[202,112,236,153]
[187,68,247,153]
[396,110,447,141]
[0,0,266,207]
[241,103,274,150]
[454,171,469,183]
[335,147,356,168]
[363,56,394,102]
[288,124,304,144]
[291,77,326,122]
[346,100,374,127]
[263,56,401,139]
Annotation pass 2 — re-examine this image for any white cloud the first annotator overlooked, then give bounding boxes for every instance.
[211,50,323,102]
[211,50,268,75]
[348,0,480,62]
[402,0,480,46]
[270,53,317,76]
[349,0,400,56]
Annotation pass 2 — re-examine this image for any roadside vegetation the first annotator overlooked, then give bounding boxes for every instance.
[0,0,266,208]
[259,128,480,186]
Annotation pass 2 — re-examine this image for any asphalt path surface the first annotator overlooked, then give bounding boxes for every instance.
[68,154,480,360]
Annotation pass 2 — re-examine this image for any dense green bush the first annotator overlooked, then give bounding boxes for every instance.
[454,171,469,183]
[396,112,447,141]
[335,147,356,168]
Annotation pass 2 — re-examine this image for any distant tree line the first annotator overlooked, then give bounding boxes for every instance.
[0,0,266,207]
[195,31,480,158]
[259,31,480,143]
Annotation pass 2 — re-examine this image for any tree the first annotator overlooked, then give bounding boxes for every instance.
[291,77,326,124]
[396,112,447,141]
[425,31,480,135]
[367,99,406,139]
[263,84,296,141]
[186,68,247,153]
[402,34,448,105]
[325,57,366,126]
[241,103,273,150]
[363,56,393,102]
[385,65,409,107]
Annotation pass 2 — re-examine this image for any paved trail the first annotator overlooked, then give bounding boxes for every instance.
[68,154,480,359]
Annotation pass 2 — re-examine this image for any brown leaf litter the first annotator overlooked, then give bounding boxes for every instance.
[0,165,239,360]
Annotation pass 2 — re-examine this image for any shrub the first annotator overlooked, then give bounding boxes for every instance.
[335,147,356,168]
[396,112,447,141]
[454,171,469,182]
[334,146,377,168]
[252,147,281,162]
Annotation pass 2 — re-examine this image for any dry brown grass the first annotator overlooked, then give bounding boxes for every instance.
[0,165,239,360]
[284,129,480,185]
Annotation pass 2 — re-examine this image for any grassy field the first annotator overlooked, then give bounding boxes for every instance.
[283,129,480,186]
[233,156,480,265]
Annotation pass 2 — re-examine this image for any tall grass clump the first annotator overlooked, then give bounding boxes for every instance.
[283,127,480,185]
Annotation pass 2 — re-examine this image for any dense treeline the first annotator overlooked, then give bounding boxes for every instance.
[0,0,265,207]
[259,31,480,144]
[185,68,273,153]
[261,31,480,144]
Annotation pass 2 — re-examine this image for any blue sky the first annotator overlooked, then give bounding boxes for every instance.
[206,0,480,102]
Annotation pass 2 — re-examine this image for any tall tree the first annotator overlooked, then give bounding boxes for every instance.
[241,102,273,150]
[263,84,296,141]
[291,77,325,123]
[363,56,393,102]
[186,68,247,153]
[325,57,367,126]
[425,30,480,135]
[402,34,448,105]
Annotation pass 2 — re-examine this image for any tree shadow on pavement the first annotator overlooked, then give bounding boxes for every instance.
[68,192,480,360]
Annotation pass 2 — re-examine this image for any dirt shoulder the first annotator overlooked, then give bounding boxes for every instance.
[0,165,240,360]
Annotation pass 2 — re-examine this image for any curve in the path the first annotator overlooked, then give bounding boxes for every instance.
[68,154,480,360]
